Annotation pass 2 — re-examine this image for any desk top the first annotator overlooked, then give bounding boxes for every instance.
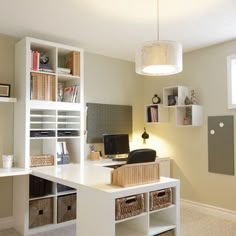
[32,162,178,197]
[0,168,31,177]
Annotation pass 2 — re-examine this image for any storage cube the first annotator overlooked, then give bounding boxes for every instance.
[29,198,53,228]
[150,188,172,211]
[57,194,76,223]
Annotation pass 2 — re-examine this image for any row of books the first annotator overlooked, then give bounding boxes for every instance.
[63,85,79,103]
[147,106,158,122]
[30,72,56,101]
[31,50,54,73]
[30,50,80,76]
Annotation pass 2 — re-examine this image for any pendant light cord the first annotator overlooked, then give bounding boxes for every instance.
[157,0,159,41]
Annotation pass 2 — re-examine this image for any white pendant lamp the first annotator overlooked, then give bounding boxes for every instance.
[135,0,183,76]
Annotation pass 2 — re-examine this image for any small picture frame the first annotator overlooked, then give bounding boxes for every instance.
[0,84,10,97]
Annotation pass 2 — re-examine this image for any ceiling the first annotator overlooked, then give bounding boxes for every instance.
[1,0,236,61]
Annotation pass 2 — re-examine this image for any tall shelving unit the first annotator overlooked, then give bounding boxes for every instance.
[13,37,84,235]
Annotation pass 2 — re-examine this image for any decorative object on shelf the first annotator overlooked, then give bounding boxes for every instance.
[184,96,191,105]
[0,84,10,97]
[141,127,149,143]
[152,94,161,104]
[183,107,192,125]
[2,154,13,168]
[40,52,49,65]
[168,95,176,106]
[190,89,197,104]
[135,0,182,76]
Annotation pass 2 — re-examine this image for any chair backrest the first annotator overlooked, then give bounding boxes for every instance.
[126,149,156,164]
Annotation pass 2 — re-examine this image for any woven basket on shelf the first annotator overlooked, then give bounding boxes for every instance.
[30,155,54,167]
[115,193,145,220]
[149,188,172,211]
[111,162,160,187]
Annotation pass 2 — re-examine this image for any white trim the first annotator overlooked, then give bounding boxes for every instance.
[181,199,236,221]
[0,216,14,230]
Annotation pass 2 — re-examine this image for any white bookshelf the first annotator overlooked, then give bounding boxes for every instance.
[13,37,84,235]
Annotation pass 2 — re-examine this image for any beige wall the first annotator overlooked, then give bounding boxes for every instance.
[0,34,17,217]
[84,52,145,155]
[143,39,236,211]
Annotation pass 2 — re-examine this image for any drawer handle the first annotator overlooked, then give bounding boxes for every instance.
[125,196,137,204]
[157,191,166,197]
[38,209,44,215]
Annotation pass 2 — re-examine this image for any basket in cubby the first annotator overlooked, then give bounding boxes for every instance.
[155,229,174,236]
[30,155,54,167]
[149,188,172,211]
[115,193,145,220]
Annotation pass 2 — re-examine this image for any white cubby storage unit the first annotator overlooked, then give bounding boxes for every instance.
[145,104,169,123]
[78,178,180,236]
[163,86,203,127]
[13,37,84,235]
[175,105,203,127]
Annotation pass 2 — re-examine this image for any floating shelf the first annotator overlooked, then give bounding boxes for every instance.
[0,97,17,103]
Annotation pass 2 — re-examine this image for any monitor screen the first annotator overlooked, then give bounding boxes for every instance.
[103,134,130,156]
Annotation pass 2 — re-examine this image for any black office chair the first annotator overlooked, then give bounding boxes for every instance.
[126,149,156,164]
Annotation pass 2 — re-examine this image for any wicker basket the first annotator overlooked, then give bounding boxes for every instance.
[150,188,172,211]
[155,230,174,236]
[111,162,160,187]
[29,198,53,228]
[30,155,54,167]
[115,193,145,220]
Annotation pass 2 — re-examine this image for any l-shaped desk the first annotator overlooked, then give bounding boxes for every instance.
[1,159,180,236]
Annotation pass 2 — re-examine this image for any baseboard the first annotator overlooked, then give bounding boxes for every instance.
[0,216,14,230]
[181,199,236,221]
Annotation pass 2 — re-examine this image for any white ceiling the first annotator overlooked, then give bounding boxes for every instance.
[0,0,236,61]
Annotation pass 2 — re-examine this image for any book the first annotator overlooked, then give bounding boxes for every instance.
[66,51,80,76]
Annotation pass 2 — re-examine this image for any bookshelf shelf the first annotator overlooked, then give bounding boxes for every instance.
[14,37,84,235]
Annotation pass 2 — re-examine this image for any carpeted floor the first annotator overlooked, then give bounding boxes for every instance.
[1,203,236,235]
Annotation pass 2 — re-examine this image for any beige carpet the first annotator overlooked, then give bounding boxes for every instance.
[181,203,236,236]
[0,204,236,235]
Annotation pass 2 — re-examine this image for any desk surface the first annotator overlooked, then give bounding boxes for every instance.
[32,162,178,197]
[87,156,170,167]
[0,168,31,177]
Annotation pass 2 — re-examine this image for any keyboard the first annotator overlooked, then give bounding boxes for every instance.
[112,157,128,162]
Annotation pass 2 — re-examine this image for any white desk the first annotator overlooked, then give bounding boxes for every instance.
[0,168,31,177]
[32,163,179,236]
[86,156,171,177]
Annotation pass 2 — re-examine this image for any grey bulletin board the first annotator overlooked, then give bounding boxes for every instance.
[86,103,132,143]
[208,116,234,175]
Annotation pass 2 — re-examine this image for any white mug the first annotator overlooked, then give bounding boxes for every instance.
[2,155,13,168]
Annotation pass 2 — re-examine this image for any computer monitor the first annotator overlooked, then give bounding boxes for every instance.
[103,134,130,159]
